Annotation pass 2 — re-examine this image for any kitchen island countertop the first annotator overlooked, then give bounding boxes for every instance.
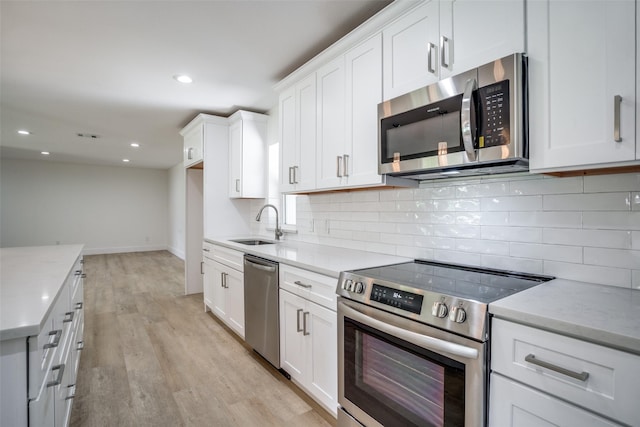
[205,237,411,278]
[490,278,640,355]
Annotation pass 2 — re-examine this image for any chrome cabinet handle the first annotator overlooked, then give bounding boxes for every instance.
[65,384,76,401]
[427,42,436,74]
[77,341,85,351]
[235,179,240,193]
[44,329,62,349]
[461,78,477,161]
[47,364,65,388]
[203,248,210,252]
[75,302,83,310]
[75,270,82,276]
[336,156,343,177]
[440,35,450,69]
[614,95,622,142]
[81,273,86,278]
[343,154,349,177]
[293,166,299,184]
[187,147,194,160]
[220,272,225,288]
[303,311,310,336]
[288,166,294,185]
[296,309,303,332]
[63,311,74,323]
[525,354,589,382]
[294,280,312,289]
[200,261,204,275]
[224,273,229,288]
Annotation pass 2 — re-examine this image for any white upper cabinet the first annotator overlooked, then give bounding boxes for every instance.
[280,74,317,193]
[181,115,206,168]
[228,110,267,199]
[316,56,346,189]
[528,0,637,172]
[382,0,525,100]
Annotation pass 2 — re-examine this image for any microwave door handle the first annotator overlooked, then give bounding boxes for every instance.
[461,78,477,162]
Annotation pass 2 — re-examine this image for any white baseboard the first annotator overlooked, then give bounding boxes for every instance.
[167,246,185,260]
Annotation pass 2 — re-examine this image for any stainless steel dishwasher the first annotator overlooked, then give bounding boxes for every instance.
[244,254,281,369]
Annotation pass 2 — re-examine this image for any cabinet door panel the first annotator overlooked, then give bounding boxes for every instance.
[228,120,243,198]
[297,74,317,191]
[279,290,306,383]
[307,302,337,415]
[382,1,439,100]
[279,87,297,193]
[211,263,227,320]
[345,34,384,187]
[439,0,524,78]
[203,260,215,311]
[316,57,346,189]
[225,267,245,338]
[529,0,636,171]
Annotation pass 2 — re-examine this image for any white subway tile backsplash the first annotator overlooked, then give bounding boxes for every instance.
[481,195,542,212]
[509,211,582,228]
[509,176,583,195]
[544,228,632,249]
[544,261,631,288]
[455,239,509,255]
[509,243,582,263]
[583,212,640,230]
[583,173,640,193]
[543,193,631,211]
[481,226,542,243]
[288,172,639,289]
[583,248,640,269]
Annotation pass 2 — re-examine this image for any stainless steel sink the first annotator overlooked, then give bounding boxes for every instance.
[229,239,275,246]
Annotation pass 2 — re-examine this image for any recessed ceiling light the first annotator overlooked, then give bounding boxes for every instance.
[122,159,130,163]
[173,74,193,84]
[130,143,140,148]
[41,151,50,155]
[18,130,31,135]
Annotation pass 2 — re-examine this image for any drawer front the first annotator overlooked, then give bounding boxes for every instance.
[280,264,337,310]
[491,318,639,425]
[203,241,215,259]
[489,373,621,427]
[211,245,244,272]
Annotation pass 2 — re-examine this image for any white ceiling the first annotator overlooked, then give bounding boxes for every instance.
[0,0,391,169]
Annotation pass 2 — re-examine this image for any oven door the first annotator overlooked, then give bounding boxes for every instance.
[338,298,486,427]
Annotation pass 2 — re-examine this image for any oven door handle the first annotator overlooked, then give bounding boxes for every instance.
[340,302,479,360]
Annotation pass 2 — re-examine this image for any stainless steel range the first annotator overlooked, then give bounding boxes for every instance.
[336,260,553,427]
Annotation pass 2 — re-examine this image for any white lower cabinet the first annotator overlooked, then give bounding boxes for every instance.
[279,265,337,416]
[490,318,639,426]
[202,244,245,339]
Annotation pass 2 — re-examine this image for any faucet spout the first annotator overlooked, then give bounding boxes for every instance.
[255,204,283,241]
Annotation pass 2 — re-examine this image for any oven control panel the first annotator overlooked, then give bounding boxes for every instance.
[370,284,423,314]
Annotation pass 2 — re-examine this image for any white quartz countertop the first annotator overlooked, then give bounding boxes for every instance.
[490,279,640,355]
[1,244,84,341]
[205,237,411,278]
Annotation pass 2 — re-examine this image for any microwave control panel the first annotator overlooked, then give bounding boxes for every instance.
[477,80,510,148]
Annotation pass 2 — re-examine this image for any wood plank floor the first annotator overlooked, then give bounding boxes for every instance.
[70,251,335,427]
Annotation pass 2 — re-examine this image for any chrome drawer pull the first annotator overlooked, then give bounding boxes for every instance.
[525,354,589,382]
[43,329,62,349]
[47,364,65,388]
[81,273,87,278]
[77,341,85,350]
[294,280,312,289]
[63,311,75,323]
[75,302,83,310]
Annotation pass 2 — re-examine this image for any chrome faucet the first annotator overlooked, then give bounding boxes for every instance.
[255,204,283,241]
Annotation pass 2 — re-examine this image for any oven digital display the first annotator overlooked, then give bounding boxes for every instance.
[370,284,423,314]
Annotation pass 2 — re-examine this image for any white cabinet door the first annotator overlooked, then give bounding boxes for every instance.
[345,33,384,188]
[316,57,346,189]
[211,262,227,321]
[279,289,306,383]
[383,1,440,100]
[228,120,243,198]
[307,301,338,416]
[489,373,621,427]
[280,86,297,193]
[528,0,636,172]
[202,260,215,312]
[224,267,245,339]
[439,0,524,79]
[183,124,203,167]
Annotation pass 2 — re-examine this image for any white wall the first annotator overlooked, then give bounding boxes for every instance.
[168,162,186,259]
[253,172,640,289]
[1,158,169,254]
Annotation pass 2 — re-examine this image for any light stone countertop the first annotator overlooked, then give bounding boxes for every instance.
[489,279,640,355]
[205,237,412,278]
[1,244,84,341]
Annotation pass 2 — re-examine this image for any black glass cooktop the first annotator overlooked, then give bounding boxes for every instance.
[352,259,553,304]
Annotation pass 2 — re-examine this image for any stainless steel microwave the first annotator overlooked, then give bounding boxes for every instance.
[378,53,528,179]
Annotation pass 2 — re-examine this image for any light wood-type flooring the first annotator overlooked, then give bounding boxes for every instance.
[70,251,335,427]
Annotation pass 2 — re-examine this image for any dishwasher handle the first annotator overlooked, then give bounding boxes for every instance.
[245,256,277,273]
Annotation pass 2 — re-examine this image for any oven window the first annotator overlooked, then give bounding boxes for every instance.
[344,318,465,427]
